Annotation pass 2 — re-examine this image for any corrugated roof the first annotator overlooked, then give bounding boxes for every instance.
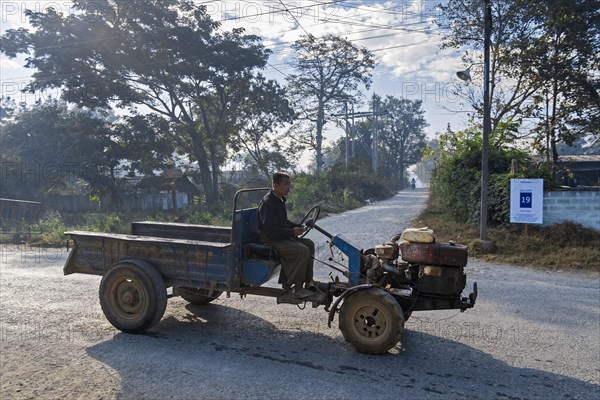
[557,155,600,162]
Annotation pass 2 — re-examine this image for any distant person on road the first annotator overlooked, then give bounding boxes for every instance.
[258,172,315,299]
[410,178,416,190]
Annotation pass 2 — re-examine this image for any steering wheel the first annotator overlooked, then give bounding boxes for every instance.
[298,204,321,238]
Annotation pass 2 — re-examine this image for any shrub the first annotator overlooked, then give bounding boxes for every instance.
[33,211,67,244]
[430,123,551,227]
[286,160,394,220]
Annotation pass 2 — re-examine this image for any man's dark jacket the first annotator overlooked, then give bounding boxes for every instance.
[258,190,300,242]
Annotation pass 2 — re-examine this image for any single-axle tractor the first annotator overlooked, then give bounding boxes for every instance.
[65,188,477,354]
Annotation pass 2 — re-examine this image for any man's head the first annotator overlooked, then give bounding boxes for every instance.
[272,172,291,198]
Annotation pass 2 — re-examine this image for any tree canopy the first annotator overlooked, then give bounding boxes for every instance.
[331,95,428,188]
[1,0,290,202]
[286,34,376,175]
[440,0,600,162]
[0,100,125,199]
[377,95,428,187]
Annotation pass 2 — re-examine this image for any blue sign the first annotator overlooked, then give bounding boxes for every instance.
[520,191,532,208]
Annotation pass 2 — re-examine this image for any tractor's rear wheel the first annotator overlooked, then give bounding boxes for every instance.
[178,287,222,305]
[99,261,167,333]
[339,288,404,354]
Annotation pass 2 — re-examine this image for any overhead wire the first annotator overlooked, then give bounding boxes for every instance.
[2,1,450,88]
[254,0,445,72]
[277,0,313,38]
[214,0,346,23]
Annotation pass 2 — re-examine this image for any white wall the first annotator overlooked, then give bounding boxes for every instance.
[543,190,600,231]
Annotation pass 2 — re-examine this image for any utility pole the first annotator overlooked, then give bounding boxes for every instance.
[345,103,349,167]
[481,0,492,242]
[351,103,356,157]
[332,105,387,169]
[372,97,379,172]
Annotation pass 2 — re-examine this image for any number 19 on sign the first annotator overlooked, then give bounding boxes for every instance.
[519,191,532,209]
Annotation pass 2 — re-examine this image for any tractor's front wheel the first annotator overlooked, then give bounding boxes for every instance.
[339,288,404,354]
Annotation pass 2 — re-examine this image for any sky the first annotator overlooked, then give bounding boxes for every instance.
[0,1,475,157]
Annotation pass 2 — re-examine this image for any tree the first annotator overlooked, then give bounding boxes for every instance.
[230,76,296,181]
[440,0,600,163]
[325,94,427,187]
[0,97,17,122]
[440,0,539,132]
[0,100,119,199]
[1,0,283,202]
[514,0,600,162]
[378,95,428,187]
[286,34,376,175]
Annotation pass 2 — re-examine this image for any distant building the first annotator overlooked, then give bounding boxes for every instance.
[554,155,600,187]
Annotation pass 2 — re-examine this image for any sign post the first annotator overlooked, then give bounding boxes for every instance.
[510,179,544,251]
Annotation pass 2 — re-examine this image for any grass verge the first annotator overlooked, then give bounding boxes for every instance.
[414,195,600,272]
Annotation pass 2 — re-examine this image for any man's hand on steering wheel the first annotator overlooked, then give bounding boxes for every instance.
[298,205,321,238]
[292,226,306,236]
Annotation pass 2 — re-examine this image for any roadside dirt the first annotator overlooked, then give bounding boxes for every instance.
[1,189,598,399]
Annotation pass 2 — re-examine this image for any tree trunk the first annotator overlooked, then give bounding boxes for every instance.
[188,127,214,204]
[209,143,220,205]
[315,102,325,176]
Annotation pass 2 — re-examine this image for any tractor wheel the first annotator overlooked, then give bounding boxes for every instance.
[178,287,223,305]
[339,288,404,354]
[99,261,167,333]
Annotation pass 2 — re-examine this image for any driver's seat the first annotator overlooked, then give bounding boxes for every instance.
[238,207,281,287]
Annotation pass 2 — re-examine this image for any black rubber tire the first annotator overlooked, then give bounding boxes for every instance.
[403,311,412,322]
[339,288,404,354]
[178,287,223,305]
[99,261,167,333]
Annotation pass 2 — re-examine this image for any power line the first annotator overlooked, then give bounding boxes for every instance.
[277,0,313,38]
[215,0,345,23]
[1,1,447,86]
[323,14,445,36]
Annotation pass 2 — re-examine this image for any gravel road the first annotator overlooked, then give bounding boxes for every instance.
[1,188,598,399]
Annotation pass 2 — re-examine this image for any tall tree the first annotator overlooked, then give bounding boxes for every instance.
[286,34,375,175]
[0,0,281,202]
[228,75,296,181]
[0,100,120,199]
[439,0,539,132]
[440,0,600,163]
[378,95,428,187]
[326,94,427,187]
[515,0,600,162]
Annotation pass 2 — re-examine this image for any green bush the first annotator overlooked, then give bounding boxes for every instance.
[184,208,230,226]
[430,123,551,227]
[31,211,67,244]
[286,160,394,220]
[78,213,128,233]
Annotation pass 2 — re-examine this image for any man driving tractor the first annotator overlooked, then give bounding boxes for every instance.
[258,172,316,299]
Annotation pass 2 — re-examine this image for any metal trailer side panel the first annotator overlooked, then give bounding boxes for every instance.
[64,231,233,291]
[130,221,232,243]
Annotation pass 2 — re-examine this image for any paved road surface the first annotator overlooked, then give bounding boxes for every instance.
[1,188,598,399]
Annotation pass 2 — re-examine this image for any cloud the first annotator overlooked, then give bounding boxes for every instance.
[0,57,22,70]
[0,1,469,138]
[216,1,461,85]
